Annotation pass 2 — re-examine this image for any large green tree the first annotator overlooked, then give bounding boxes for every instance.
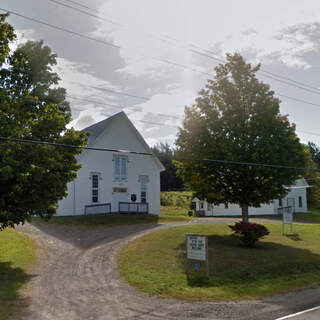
[175,53,307,222]
[0,14,87,229]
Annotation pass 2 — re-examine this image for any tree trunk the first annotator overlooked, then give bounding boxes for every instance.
[241,204,249,222]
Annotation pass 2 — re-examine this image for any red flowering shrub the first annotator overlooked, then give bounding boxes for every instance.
[229,221,270,247]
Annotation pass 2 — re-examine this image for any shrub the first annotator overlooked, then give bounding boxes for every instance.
[229,221,270,247]
[160,193,174,206]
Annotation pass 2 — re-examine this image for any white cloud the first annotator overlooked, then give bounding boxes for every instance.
[93,0,320,73]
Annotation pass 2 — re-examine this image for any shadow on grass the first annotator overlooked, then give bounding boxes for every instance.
[0,261,35,320]
[0,261,28,300]
[175,234,320,288]
[285,233,302,241]
[0,262,35,302]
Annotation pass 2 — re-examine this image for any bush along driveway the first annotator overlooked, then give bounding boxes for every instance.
[18,219,320,320]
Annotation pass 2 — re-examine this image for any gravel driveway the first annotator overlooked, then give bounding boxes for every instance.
[18,219,320,320]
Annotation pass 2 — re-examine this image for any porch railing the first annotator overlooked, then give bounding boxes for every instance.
[84,203,111,215]
[119,202,149,214]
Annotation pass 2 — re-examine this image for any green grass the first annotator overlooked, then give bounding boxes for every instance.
[0,229,37,320]
[294,209,320,222]
[118,223,320,301]
[31,206,191,227]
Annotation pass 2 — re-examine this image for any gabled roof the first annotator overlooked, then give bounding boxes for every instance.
[84,112,121,146]
[83,111,165,171]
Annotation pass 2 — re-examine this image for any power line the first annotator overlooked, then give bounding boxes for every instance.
[0,7,120,49]
[3,7,320,138]
[4,6,320,103]
[257,73,320,96]
[43,0,320,95]
[297,130,320,137]
[0,8,210,78]
[1,136,319,171]
[190,49,320,95]
[258,69,320,93]
[47,0,116,24]
[0,136,152,155]
[276,94,320,109]
[69,95,320,136]
[89,87,149,101]
[67,95,183,120]
[59,0,98,12]
[201,48,320,93]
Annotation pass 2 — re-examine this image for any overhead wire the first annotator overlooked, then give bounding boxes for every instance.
[2,6,320,109]
[1,136,319,171]
[58,0,98,12]
[0,136,152,155]
[2,7,320,141]
[43,0,320,95]
[0,7,211,78]
[69,95,320,139]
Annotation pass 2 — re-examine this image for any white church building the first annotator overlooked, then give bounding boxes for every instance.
[192,179,309,217]
[57,112,165,216]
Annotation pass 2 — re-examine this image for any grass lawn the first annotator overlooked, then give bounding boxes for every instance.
[118,223,320,301]
[0,229,36,320]
[295,209,320,223]
[31,206,191,227]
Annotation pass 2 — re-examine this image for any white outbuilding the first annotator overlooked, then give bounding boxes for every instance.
[192,178,309,217]
[57,111,165,216]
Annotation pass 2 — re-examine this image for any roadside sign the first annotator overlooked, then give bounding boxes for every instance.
[186,234,209,280]
[281,206,293,235]
[283,210,293,224]
[187,234,207,261]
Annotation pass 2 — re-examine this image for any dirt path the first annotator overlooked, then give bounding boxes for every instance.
[18,219,320,320]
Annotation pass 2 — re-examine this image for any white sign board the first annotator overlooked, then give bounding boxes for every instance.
[282,206,293,235]
[283,211,293,224]
[187,234,207,261]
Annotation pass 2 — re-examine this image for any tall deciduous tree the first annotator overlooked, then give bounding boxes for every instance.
[0,14,87,229]
[175,53,307,222]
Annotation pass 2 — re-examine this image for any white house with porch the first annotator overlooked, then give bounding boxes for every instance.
[192,178,309,217]
[57,112,165,216]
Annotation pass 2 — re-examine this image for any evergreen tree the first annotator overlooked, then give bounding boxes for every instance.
[151,142,184,191]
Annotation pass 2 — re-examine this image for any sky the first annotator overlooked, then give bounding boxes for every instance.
[1,0,320,147]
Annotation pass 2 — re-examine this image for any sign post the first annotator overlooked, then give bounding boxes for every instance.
[281,206,293,235]
[186,234,209,280]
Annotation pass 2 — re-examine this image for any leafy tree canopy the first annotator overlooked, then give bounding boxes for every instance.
[0,14,87,229]
[305,142,320,208]
[308,141,320,168]
[175,53,307,222]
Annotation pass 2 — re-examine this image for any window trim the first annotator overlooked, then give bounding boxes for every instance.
[90,172,101,203]
[113,154,129,182]
[299,196,303,208]
[139,175,148,203]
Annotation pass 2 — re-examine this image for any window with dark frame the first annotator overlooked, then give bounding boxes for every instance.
[140,175,148,203]
[92,174,99,203]
[299,196,302,208]
[279,199,283,207]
